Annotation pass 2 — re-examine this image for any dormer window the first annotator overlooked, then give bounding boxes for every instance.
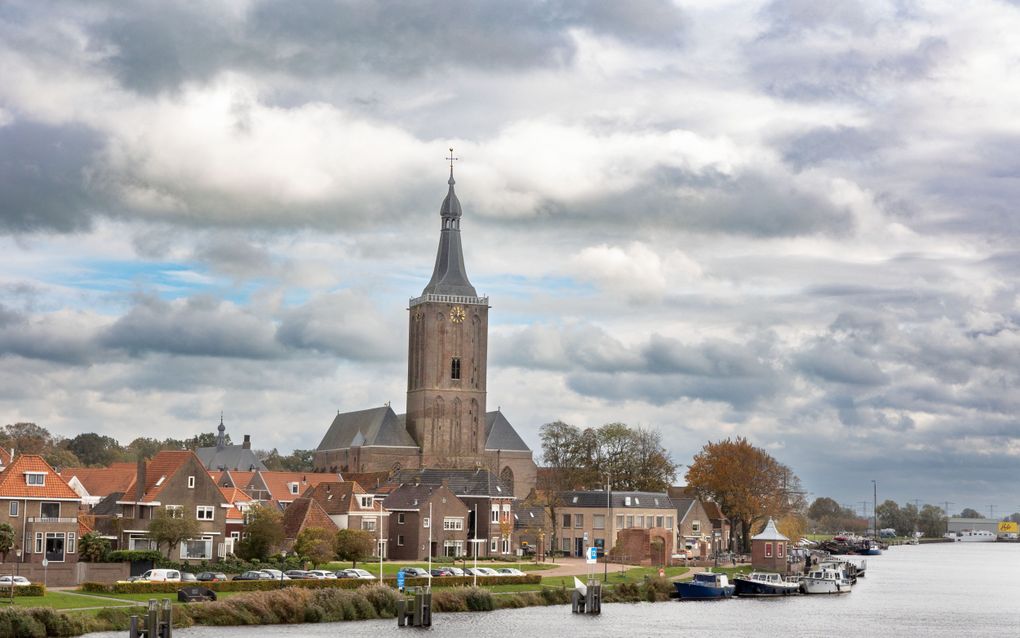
[624,496,631,506]
[25,472,45,486]
[289,482,299,495]
[360,496,373,508]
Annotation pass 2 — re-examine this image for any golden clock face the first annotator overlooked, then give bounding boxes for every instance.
[450,305,466,323]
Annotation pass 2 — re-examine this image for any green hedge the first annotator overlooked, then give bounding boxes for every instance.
[107,550,163,563]
[81,574,540,595]
[0,584,46,597]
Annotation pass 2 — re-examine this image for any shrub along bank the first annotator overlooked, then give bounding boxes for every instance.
[0,584,46,597]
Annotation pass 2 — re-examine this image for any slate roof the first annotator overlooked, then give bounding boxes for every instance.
[670,497,696,520]
[387,468,512,499]
[422,171,478,297]
[195,444,266,472]
[484,411,530,452]
[381,483,461,512]
[0,454,80,500]
[559,491,673,509]
[303,481,383,516]
[316,406,417,451]
[512,505,547,530]
[702,500,727,522]
[752,518,789,542]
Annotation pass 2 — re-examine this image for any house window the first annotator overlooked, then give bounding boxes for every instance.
[647,517,654,529]
[230,532,240,541]
[636,515,644,527]
[362,518,377,532]
[692,520,701,534]
[443,517,464,531]
[574,514,583,528]
[615,515,623,528]
[397,513,405,525]
[666,516,673,529]
[444,540,464,557]
[562,514,571,528]
[360,496,373,508]
[128,534,157,551]
[9,501,18,517]
[502,538,510,554]
[626,516,634,528]
[68,532,76,554]
[289,482,299,495]
[397,535,405,546]
[561,537,570,551]
[765,542,773,558]
[165,505,183,519]
[26,472,45,486]
[490,537,498,552]
[40,502,60,519]
[181,537,213,560]
[34,532,43,553]
[196,506,214,521]
[491,506,500,523]
[451,357,461,380]
[45,532,66,562]
[423,517,430,529]
[656,516,664,528]
[187,476,195,489]
[777,543,784,558]
[593,515,605,530]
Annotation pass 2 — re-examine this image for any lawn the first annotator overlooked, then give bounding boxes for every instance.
[4,591,134,610]
[322,560,556,576]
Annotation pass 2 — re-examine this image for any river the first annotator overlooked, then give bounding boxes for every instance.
[86,542,1020,637]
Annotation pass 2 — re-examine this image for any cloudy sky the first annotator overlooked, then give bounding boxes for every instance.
[2,0,1019,514]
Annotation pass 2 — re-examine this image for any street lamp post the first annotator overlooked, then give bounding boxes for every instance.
[279,551,287,589]
[604,473,611,583]
[872,480,878,538]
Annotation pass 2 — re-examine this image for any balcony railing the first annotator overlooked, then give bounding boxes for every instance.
[27,517,77,524]
[408,293,488,308]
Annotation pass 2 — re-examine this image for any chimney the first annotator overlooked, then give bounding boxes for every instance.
[243,435,251,450]
[135,455,146,502]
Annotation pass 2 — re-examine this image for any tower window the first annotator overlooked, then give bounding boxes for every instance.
[451,357,461,380]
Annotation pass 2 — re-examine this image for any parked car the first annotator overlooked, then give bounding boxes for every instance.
[463,567,486,577]
[308,570,338,579]
[0,576,31,586]
[233,570,271,581]
[285,570,315,579]
[496,567,525,576]
[430,567,455,577]
[138,569,181,582]
[475,567,500,576]
[181,572,198,582]
[446,567,465,576]
[196,572,227,582]
[259,569,290,580]
[341,569,376,580]
[398,567,429,578]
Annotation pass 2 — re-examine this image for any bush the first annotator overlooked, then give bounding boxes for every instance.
[0,584,46,597]
[107,550,162,563]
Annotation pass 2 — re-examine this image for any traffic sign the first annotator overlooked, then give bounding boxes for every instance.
[41,559,49,568]
[586,546,598,564]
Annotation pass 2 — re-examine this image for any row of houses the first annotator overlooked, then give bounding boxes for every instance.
[0,445,731,566]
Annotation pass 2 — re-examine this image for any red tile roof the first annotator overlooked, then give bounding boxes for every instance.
[0,454,81,499]
[61,464,136,498]
[79,514,95,537]
[258,471,340,503]
[219,485,252,521]
[303,481,383,515]
[281,497,339,539]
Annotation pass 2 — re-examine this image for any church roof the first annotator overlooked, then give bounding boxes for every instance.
[422,168,477,297]
[484,411,531,452]
[316,406,417,451]
[195,445,266,472]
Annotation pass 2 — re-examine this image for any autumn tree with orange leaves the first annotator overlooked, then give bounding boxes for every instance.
[685,437,805,552]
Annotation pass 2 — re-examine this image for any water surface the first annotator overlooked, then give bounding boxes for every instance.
[86,543,1020,637]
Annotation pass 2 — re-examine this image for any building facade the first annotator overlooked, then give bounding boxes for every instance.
[0,455,82,565]
[555,491,677,558]
[313,167,537,497]
[382,483,469,561]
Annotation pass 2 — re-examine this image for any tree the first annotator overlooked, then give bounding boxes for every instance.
[235,505,284,561]
[538,421,583,557]
[294,527,335,567]
[807,497,842,522]
[65,433,124,467]
[79,531,111,562]
[918,504,946,537]
[147,507,201,559]
[334,529,375,568]
[0,422,55,455]
[959,508,983,519]
[0,523,15,562]
[685,437,803,552]
[876,499,902,532]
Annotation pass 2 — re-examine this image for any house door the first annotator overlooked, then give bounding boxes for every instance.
[575,538,584,557]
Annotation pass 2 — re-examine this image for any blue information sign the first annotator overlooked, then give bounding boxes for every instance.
[397,571,405,589]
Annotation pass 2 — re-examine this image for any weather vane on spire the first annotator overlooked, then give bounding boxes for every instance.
[446,147,458,171]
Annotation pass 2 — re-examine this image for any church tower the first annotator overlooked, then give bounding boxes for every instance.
[406,156,489,466]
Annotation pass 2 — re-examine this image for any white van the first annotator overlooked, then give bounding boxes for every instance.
[139,569,182,582]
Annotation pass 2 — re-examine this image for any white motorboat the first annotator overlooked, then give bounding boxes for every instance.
[802,567,853,594]
[944,530,996,543]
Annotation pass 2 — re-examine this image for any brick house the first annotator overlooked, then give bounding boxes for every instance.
[91,451,231,562]
[383,483,468,560]
[0,454,82,565]
[670,496,714,558]
[556,491,676,558]
[751,518,789,573]
[280,497,340,552]
[302,481,389,557]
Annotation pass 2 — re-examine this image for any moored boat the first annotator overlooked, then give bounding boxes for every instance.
[943,530,996,543]
[673,572,735,600]
[733,572,801,597]
[802,567,853,594]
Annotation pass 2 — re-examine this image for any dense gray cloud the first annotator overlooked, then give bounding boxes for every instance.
[2,1,1020,509]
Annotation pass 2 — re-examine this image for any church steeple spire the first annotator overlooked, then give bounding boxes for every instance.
[423,148,477,297]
